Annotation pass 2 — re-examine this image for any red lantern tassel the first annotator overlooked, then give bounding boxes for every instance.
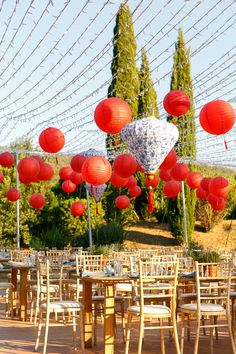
[224,139,228,150]
[148,187,154,214]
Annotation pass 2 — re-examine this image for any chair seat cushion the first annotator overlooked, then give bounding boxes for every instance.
[0,282,13,290]
[116,283,132,292]
[181,303,225,312]
[31,284,59,293]
[179,293,197,299]
[127,304,171,316]
[92,295,124,302]
[40,300,82,311]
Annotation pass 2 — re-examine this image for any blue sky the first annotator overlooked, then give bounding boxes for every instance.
[0,0,235,166]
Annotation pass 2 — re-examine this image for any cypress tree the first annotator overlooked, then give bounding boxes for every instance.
[106,3,140,159]
[166,28,196,244]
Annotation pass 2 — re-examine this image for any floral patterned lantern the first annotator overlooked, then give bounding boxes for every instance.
[86,183,107,202]
[121,116,179,213]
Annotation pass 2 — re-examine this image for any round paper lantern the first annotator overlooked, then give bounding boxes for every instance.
[171,163,189,181]
[163,90,190,116]
[145,175,159,188]
[17,157,40,180]
[39,127,65,153]
[70,171,83,185]
[19,174,31,185]
[209,176,230,199]
[86,183,107,201]
[70,201,86,216]
[82,156,112,186]
[70,154,87,173]
[196,187,208,200]
[159,168,172,182]
[199,100,236,135]
[207,194,226,210]
[113,154,137,178]
[0,173,4,183]
[94,97,132,134]
[126,176,137,189]
[200,177,212,192]
[38,163,54,181]
[186,172,203,189]
[115,195,130,209]
[0,152,14,167]
[62,180,76,193]
[59,166,73,180]
[109,171,129,188]
[29,193,45,209]
[6,188,20,202]
[129,185,141,198]
[136,163,145,173]
[159,149,177,170]
[163,181,181,198]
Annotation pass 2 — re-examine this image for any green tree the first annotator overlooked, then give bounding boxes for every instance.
[166,28,196,244]
[106,3,140,159]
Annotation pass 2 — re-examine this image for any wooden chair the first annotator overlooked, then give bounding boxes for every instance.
[34,259,84,354]
[125,259,180,354]
[180,261,236,354]
[0,281,14,318]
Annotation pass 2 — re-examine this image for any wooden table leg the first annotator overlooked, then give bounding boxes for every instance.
[104,283,115,354]
[83,280,93,348]
[11,268,17,317]
[19,268,28,321]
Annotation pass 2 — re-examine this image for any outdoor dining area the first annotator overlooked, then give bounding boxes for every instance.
[0,246,236,354]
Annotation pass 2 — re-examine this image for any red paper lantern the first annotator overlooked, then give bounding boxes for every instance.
[145,175,159,188]
[82,156,112,186]
[0,173,4,183]
[199,100,236,135]
[6,188,20,202]
[19,174,31,185]
[0,152,14,167]
[196,187,208,200]
[59,166,73,180]
[29,193,45,209]
[126,176,137,189]
[163,90,190,116]
[17,157,40,180]
[171,163,189,181]
[70,171,83,185]
[207,194,226,210]
[70,154,87,173]
[186,172,203,189]
[129,185,141,198]
[113,153,137,178]
[38,163,54,181]
[70,201,86,216]
[159,149,177,170]
[136,163,145,173]
[163,181,181,198]
[209,176,230,200]
[94,97,132,134]
[110,171,129,188]
[115,195,130,209]
[62,180,76,193]
[200,177,212,192]
[159,168,172,182]
[39,127,65,153]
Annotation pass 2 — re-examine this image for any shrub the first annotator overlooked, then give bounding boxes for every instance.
[40,225,67,250]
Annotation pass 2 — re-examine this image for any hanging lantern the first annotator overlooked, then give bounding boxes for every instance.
[200,177,212,192]
[19,174,31,185]
[29,193,45,209]
[39,127,65,153]
[163,90,191,116]
[121,117,179,213]
[94,97,132,134]
[70,201,86,216]
[199,100,235,135]
[159,168,172,182]
[125,176,137,189]
[62,180,76,193]
[115,195,130,209]
[70,171,83,185]
[0,152,14,167]
[17,157,40,181]
[186,172,203,189]
[38,163,54,181]
[159,149,177,170]
[109,171,129,188]
[137,163,145,173]
[128,185,141,198]
[86,183,107,201]
[207,194,226,211]
[163,180,181,198]
[0,173,4,183]
[6,188,20,202]
[196,187,208,200]
[70,154,87,173]
[82,156,112,186]
[208,176,230,200]
[171,163,189,181]
[113,153,137,178]
[59,166,73,180]
[144,175,159,188]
